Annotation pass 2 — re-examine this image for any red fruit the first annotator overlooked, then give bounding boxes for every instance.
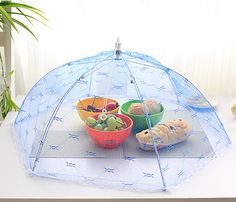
[105,102,118,111]
[95,108,102,112]
[97,108,103,112]
[87,105,96,112]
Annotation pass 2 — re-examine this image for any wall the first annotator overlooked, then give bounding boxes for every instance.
[12,0,236,96]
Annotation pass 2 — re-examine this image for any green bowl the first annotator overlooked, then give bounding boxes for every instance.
[120,100,164,132]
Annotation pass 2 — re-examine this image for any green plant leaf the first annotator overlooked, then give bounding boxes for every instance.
[0,23,3,31]
[0,5,18,32]
[5,90,11,109]
[0,1,48,40]
[1,94,8,113]
[12,18,38,40]
[4,70,14,78]
[0,52,3,67]
[8,11,48,27]
[11,100,19,111]
[16,7,33,25]
[0,91,4,96]
[0,82,19,118]
[0,1,48,21]
[0,1,43,12]
[0,16,14,39]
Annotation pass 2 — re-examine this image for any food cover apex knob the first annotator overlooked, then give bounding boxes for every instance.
[115,38,121,59]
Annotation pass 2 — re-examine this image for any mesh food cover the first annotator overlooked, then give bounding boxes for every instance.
[13,47,230,191]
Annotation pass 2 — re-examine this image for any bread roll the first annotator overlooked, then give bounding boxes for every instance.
[127,99,161,115]
[136,119,191,151]
[128,103,144,115]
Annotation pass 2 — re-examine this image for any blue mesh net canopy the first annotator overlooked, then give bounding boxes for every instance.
[13,50,231,191]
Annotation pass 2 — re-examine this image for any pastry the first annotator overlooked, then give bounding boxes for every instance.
[136,119,191,151]
[128,103,145,115]
[143,99,161,114]
[128,99,161,115]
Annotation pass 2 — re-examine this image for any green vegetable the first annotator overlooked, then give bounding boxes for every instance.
[86,117,97,127]
[94,124,103,131]
[115,117,124,128]
[107,117,117,131]
[107,114,116,119]
[103,127,109,131]
[101,123,107,129]
[97,119,103,124]
[87,113,127,131]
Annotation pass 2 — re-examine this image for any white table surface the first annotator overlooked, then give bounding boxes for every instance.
[0,95,236,199]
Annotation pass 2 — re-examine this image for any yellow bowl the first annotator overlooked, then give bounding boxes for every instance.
[77,97,119,121]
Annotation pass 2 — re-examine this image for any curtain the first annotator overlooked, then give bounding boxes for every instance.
[12,0,236,96]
